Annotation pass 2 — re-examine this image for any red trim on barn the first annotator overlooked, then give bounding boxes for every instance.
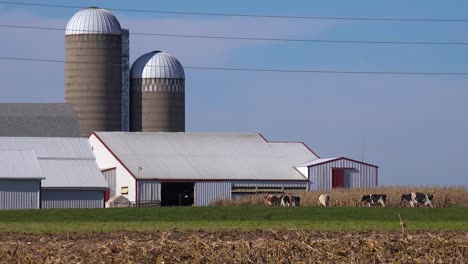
[104,188,110,201]
[258,133,269,142]
[100,167,116,173]
[158,179,308,182]
[306,157,378,168]
[90,132,139,203]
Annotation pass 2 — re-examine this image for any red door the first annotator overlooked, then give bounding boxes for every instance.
[104,189,110,202]
[332,169,345,188]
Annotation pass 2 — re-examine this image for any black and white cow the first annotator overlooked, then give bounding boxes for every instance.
[400,192,434,208]
[279,195,290,207]
[361,194,387,207]
[291,196,300,206]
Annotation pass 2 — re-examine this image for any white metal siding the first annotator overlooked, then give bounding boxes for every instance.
[195,182,231,206]
[89,135,137,202]
[0,180,40,210]
[138,180,161,202]
[102,169,117,198]
[41,190,104,209]
[308,159,378,190]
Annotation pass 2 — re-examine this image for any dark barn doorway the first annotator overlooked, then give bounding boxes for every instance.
[332,168,345,188]
[161,182,194,206]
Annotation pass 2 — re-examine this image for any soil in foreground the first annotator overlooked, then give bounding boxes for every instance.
[0,230,466,263]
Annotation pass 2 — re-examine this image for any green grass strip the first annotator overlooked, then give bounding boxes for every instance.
[0,206,466,233]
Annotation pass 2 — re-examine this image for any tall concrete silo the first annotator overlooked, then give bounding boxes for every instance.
[65,7,124,137]
[130,51,185,132]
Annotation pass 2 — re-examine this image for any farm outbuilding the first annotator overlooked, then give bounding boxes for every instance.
[0,137,108,209]
[89,132,319,206]
[296,157,378,190]
[0,150,44,210]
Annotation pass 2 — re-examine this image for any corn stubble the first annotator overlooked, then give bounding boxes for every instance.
[0,230,466,263]
[213,186,468,207]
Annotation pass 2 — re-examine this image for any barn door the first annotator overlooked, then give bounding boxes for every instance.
[332,169,345,188]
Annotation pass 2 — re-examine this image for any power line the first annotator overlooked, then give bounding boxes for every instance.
[1,24,468,46]
[1,56,467,76]
[0,1,467,22]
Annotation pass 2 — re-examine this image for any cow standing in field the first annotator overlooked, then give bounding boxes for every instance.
[279,195,290,206]
[361,194,387,207]
[264,195,277,206]
[400,192,434,208]
[318,194,330,207]
[291,196,300,206]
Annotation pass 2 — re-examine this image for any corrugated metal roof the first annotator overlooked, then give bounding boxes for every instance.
[0,150,44,179]
[0,137,94,159]
[0,103,80,137]
[94,132,319,180]
[66,7,121,35]
[297,158,338,167]
[131,51,185,79]
[0,137,106,188]
[39,160,108,189]
[269,142,320,167]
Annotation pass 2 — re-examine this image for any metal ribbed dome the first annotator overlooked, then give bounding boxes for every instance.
[65,7,121,35]
[131,51,185,79]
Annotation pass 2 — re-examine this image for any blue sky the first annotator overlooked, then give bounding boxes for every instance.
[0,1,467,186]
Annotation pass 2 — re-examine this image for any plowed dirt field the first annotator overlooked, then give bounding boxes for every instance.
[1,230,466,263]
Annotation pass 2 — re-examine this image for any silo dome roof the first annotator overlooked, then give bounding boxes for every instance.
[65,7,121,35]
[131,51,185,79]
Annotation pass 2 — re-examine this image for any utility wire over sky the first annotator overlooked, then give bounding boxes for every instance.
[0,24,467,45]
[1,1,468,22]
[1,56,467,76]
[0,1,467,77]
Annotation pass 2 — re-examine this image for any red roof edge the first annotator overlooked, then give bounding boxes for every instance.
[101,167,116,173]
[258,132,268,142]
[340,157,379,168]
[306,157,378,168]
[90,132,138,180]
[300,142,320,159]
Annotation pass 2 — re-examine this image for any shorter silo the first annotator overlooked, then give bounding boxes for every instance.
[130,51,185,132]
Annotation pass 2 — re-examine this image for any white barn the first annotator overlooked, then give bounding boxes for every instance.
[0,137,108,209]
[296,157,379,190]
[89,132,379,206]
[89,132,320,206]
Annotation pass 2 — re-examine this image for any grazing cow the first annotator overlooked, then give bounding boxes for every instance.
[279,195,290,207]
[361,194,387,207]
[291,196,301,206]
[318,194,330,207]
[400,192,434,208]
[264,195,277,206]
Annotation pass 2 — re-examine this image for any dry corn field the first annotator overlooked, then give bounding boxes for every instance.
[213,186,468,207]
[0,230,466,263]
